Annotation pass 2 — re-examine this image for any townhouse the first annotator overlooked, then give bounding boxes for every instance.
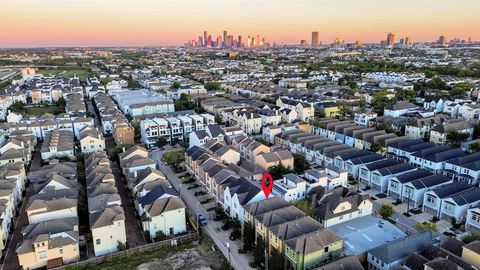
[369,163,417,193]
[303,166,348,190]
[79,126,106,153]
[140,113,216,148]
[311,186,372,228]
[238,112,262,134]
[223,177,266,223]
[409,146,465,173]
[110,89,174,117]
[429,121,474,145]
[40,129,75,161]
[272,174,307,202]
[444,152,480,184]
[423,182,479,220]
[118,145,187,241]
[85,151,126,256]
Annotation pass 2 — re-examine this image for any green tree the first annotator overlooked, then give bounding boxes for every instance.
[174,93,196,111]
[204,81,221,91]
[378,203,395,220]
[171,82,181,89]
[462,232,480,244]
[426,76,447,90]
[8,101,26,114]
[372,90,396,116]
[446,131,470,148]
[157,137,168,147]
[396,88,416,102]
[293,153,310,174]
[253,236,265,266]
[155,231,166,241]
[415,222,437,232]
[293,199,316,218]
[242,222,255,251]
[268,164,293,180]
[161,150,185,172]
[269,249,285,270]
[451,82,474,96]
[370,142,382,153]
[470,142,480,153]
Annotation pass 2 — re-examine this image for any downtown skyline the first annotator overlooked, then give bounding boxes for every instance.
[1,0,480,48]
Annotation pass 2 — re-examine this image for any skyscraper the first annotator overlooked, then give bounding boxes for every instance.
[405,37,411,45]
[207,35,212,47]
[226,35,234,47]
[217,36,222,48]
[386,33,395,47]
[438,35,446,44]
[355,40,363,47]
[223,30,227,47]
[247,36,252,48]
[203,31,208,47]
[311,31,319,47]
[238,35,242,47]
[198,36,203,47]
[399,38,405,45]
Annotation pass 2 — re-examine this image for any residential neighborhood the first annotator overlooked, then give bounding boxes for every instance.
[0,14,480,270]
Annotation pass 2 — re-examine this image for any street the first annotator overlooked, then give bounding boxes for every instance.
[150,149,253,270]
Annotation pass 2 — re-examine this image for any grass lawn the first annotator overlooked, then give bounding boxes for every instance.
[25,105,63,116]
[65,243,194,270]
[37,68,91,81]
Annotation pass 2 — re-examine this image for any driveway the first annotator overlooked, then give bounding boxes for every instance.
[150,149,253,270]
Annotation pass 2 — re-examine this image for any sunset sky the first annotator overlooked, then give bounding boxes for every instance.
[1,0,479,48]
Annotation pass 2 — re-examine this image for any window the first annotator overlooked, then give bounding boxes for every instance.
[59,248,63,254]
[426,195,436,204]
[38,251,47,259]
[96,239,101,245]
[324,246,329,253]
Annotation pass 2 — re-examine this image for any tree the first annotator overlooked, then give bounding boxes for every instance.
[161,150,185,172]
[8,101,26,114]
[378,203,395,219]
[462,232,480,244]
[451,82,473,96]
[268,164,293,180]
[204,81,221,91]
[174,93,196,111]
[253,236,265,266]
[170,82,181,89]
[293,199,315,218]
[293,153,310,174]
[372,90,396,116]
[396,88,416,102]
[269,249,285,270]
[242,222,255,251]
[155,230,166,241]
[157,137,168,147]
[446,131,470,148]
[415,222,437,232]
[470,142,480,153]
[426,76,447,90]
[370,142,382,153]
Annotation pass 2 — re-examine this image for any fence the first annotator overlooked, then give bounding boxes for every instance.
[51,232,199,270]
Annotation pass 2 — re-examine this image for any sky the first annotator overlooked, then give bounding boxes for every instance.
[0,0,479,48]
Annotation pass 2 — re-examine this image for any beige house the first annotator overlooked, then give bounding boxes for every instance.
[255,150,294,171]
[430,121,474,145]
[17,218,80,270]
[26,197,77,224]
[79,126,106,153]
[90,206,126,257]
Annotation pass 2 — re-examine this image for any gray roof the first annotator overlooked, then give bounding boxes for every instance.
[368,230,434,264]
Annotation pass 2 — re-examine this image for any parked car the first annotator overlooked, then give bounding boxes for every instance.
[198,215,207,226]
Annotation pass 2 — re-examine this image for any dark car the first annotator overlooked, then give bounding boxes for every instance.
[198,215,207,226]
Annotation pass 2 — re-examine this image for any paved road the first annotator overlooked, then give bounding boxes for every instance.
[1,148,42,270]
[150,150,253,270]
[372,201,417,233]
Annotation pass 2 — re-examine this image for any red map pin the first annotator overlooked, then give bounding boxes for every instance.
[261,173,274,199]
